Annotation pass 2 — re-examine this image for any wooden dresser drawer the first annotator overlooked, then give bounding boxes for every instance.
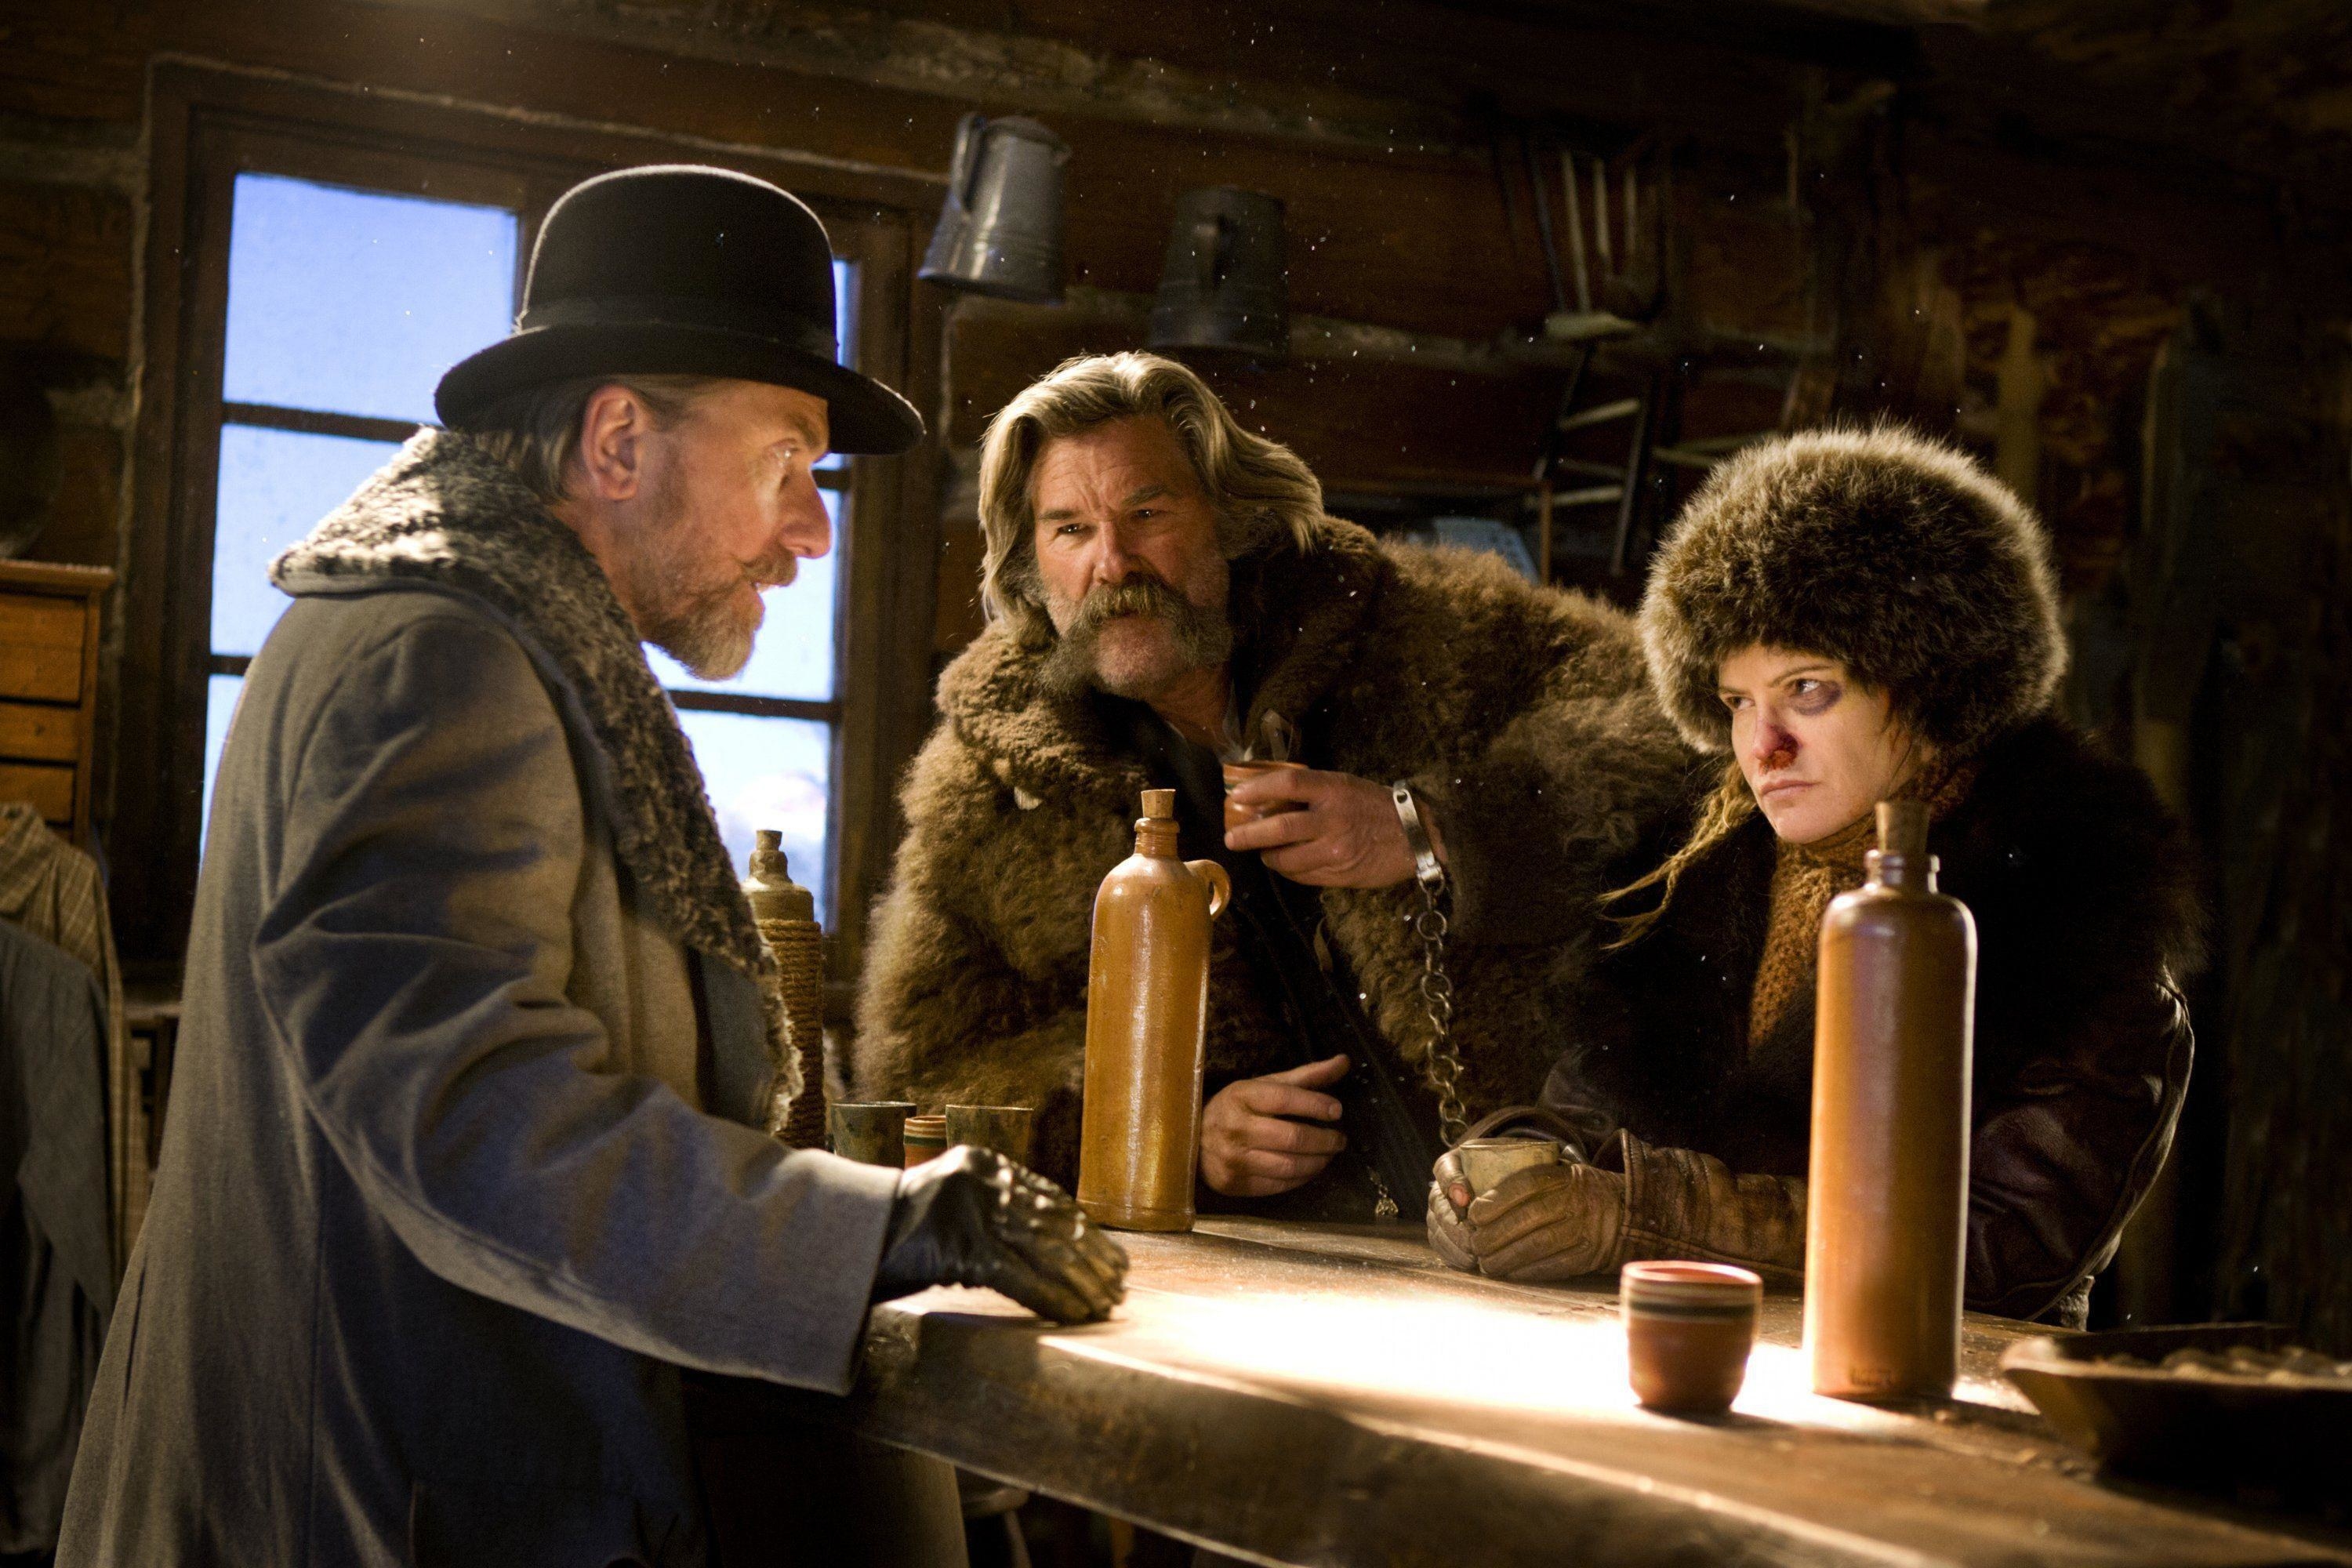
[0,761,76,825]
[0,699,82,762]
[0,592,89,703]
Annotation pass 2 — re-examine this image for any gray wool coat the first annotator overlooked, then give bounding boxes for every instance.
[57,433,902,1568]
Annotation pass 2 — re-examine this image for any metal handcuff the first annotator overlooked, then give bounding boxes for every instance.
[1391,782,1472,1149]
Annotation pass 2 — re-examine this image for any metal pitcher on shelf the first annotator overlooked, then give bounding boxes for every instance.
[1148,187,1289,361]
[919,113,1069,303]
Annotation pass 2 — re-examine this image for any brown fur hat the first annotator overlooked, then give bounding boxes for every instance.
[1639,423,2066,757]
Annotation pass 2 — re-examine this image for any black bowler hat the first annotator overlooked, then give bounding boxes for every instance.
[435,165,924,455]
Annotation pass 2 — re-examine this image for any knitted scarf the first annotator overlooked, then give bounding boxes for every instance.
[1745,755,1980,1048]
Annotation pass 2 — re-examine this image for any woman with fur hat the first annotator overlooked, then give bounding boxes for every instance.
[1428,425,2201,1326]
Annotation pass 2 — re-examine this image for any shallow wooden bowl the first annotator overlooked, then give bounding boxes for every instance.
[2000,1322,2350,1509]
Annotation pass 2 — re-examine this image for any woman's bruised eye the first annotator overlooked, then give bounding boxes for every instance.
[1789,679,1841,716]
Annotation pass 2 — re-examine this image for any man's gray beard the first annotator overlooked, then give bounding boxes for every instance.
[1039,575,1233,700]
[626,475,759,680]
[642,568,755,679]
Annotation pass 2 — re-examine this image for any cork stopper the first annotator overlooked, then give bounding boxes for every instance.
[1141,787,1177,820]
[751,829,789,877]
[743,827,815,922]
[1875,800,1929,860]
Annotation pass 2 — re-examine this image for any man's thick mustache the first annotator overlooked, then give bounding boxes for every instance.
[1065,576,1193,633]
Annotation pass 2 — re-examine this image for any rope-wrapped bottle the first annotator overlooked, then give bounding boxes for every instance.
[744,829,828,1150]
[1805,800,1977,1400]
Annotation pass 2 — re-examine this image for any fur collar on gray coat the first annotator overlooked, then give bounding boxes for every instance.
[270,428,797,1123]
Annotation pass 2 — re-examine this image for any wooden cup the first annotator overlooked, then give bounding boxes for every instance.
[902,1114,948,1168]
[946,1104,1036,1167]
[1621,1261,1762,1415]
[1220,759,1308,833]
[829,1101,916,1167]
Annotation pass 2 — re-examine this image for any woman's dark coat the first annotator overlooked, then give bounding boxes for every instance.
[1548,717,2201,1323]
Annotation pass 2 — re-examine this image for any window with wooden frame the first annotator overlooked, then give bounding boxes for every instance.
[117,65,945,1000]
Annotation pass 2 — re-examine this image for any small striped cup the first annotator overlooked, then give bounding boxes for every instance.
[1621,1261,1762,1414]
[902,1114,949,1168]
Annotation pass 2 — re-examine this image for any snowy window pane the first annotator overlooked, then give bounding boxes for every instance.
[678,710,833,926]
[816,259,852,472]
[223,173,517,424]
[211,425,401,657]
[200,673,243,856]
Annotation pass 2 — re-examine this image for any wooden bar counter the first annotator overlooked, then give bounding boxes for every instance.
[743,1219,2352,1567]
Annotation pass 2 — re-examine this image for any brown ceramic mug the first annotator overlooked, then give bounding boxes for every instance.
[1621,1261,1762,1415]
[946,1104,1036,1167]
[902,1114,948,1168]
[1221,758,1309,833]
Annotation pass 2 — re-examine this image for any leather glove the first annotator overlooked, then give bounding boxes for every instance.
[1425,1149,1477,1273]
[871,1145,1129,1324]
[1465,1160,1628,1281]
[1427,1105,1611,1276]
[1611,1131,1805,1287]
[1463,1131,1809,1286]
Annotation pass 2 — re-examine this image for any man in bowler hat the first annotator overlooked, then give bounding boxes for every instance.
[58,165,1123,1566]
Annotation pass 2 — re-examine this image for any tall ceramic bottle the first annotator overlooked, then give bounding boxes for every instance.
[1077,788,1231,1232]
[1805,800,1977,1400]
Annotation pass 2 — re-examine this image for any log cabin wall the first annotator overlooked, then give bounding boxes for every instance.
[2,0,2346,1345]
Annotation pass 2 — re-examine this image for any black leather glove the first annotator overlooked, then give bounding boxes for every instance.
[871,1145,1129,1324]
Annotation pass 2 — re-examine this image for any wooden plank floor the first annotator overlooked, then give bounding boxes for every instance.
[753,1218,2352,1568]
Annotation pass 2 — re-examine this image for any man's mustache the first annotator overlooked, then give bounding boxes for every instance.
[1065,575,1192,633]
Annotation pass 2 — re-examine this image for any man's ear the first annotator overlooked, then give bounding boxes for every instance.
[572,383,651,503]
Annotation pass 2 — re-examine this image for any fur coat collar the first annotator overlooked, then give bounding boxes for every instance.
[936,515,1391,799]
[270,428,795,1112]
[1569,716,2201,1156]
[1555,716,2200,1317]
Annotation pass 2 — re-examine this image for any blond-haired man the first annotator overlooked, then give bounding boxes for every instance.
[855,352,1690,1218]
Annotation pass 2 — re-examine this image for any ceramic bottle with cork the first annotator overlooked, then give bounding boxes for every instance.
[1076,788,1230,1232]
[1805,800,1978,1401]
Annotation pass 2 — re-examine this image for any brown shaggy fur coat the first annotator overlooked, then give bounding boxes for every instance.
[1554,717,2201,1322]
[853,516,1691,1186]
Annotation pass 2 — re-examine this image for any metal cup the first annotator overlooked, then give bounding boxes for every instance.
[1456,1137,1563,1198]
[829,1101,916,1167]
[1220,758,1308,833]
[946,1104,1036,1167]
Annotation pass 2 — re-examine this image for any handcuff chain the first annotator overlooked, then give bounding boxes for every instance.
[1392,782,1472,1148]
[1414,879,1472,1147]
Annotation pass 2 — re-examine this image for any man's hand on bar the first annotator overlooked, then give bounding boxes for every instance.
[1200,1054,1350,1196]
[871,1146,1129,1323]
[1223,770,1445,888]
